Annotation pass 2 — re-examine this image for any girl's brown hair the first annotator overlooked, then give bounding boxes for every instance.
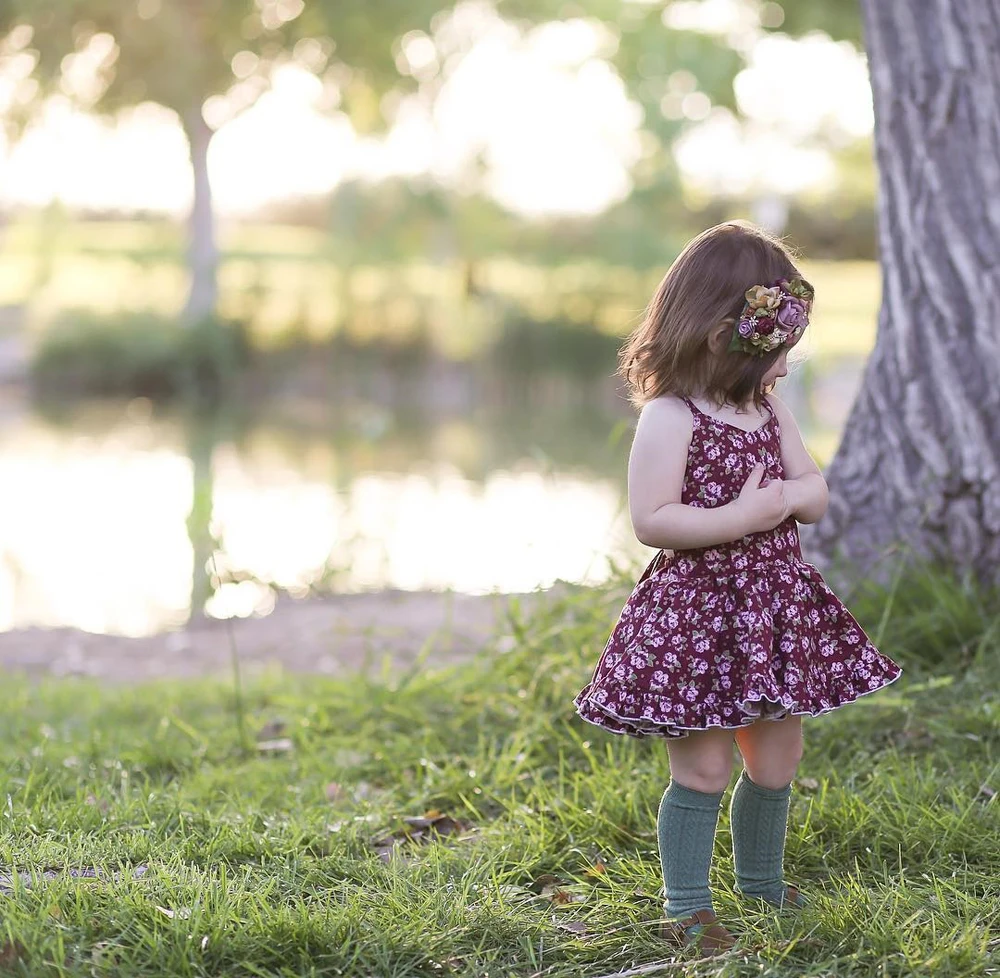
[620,221,804,409]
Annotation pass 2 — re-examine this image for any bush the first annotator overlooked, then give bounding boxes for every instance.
[493,314,622,381]
[31,311,250,403]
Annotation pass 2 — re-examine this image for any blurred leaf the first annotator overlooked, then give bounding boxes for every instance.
[155,905,191,920]
[257,737,294,753]
[257,718,287,740]
[85,792,110,813]
[0,940,28,969]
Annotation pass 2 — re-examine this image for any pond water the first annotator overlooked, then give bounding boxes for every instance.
[0,361,863,636]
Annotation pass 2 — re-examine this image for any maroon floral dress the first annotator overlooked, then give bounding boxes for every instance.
[575,398,902,739]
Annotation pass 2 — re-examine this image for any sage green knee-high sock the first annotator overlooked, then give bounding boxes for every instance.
[730,771,791,905]
[657,781,724,918]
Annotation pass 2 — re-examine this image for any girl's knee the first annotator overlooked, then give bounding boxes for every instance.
[671,750,734,794]
[744,742,802,789]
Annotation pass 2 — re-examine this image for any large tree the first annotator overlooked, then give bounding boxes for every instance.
[805,0,1000,580]
[546,0,1000,581]
[0,0,445,324]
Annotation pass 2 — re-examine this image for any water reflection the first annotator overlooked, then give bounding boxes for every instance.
[0,399,639,636]
[0,356,863,637]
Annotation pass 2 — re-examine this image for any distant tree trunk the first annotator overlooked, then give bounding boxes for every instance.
[806,1,1000,581]
[182,108,219,326]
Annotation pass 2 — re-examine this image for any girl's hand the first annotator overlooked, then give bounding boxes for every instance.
[735,464,789,534]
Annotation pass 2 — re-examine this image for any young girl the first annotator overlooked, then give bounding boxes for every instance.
[574,222,901,953]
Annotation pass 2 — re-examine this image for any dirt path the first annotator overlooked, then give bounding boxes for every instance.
[0,590,538,684]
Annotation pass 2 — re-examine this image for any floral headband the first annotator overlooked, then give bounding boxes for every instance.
[729,277,814,356]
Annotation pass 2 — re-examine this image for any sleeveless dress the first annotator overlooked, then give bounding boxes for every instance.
[574,397,902,739]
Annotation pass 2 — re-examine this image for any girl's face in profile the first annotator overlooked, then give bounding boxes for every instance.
[760,345,795,393]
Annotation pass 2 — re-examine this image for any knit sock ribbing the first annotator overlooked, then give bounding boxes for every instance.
[729,771,792,905]
[657,781,724,919]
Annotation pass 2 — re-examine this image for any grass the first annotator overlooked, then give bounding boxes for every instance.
[1,571,999,976]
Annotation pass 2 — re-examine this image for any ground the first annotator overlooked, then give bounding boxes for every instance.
[0,590,541,682]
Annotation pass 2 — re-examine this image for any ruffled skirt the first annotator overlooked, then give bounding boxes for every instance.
[574,551,901,739]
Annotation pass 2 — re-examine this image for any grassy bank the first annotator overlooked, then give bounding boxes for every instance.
[1,573,997,977]
[2,219,879,359]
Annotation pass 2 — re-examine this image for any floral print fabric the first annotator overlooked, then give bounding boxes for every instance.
[574,399,902,739]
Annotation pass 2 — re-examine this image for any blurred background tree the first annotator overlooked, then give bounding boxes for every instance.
[0,0,449,324]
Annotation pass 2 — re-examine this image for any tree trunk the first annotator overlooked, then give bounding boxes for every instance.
[181,108,219,326]
[804,0,1000,581]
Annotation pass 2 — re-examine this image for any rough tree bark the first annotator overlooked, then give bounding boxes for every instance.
[181,108,219,327]
[805,0,1000,581]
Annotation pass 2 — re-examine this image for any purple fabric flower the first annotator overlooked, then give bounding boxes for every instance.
[737,317,755,338]
[776,297,808,330]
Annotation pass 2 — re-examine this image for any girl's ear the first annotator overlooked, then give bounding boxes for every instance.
[707,320,734,355]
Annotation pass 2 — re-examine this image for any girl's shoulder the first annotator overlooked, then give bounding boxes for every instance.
[635,395,694,443]
[763,393,798,429]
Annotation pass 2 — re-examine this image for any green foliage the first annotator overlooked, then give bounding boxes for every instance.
[31,310,250,402]
[2,0,446,130]
[0,570,997,975]
[494,313,622,382]
[767,0,864,45]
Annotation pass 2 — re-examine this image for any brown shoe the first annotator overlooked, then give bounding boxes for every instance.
[659,908,736,954]
[781,885,805,909]
[752,884,806,910]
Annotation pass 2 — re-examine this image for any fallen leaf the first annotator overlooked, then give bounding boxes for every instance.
[156,906,191,920]
[529,873,587,905]
[795,777,820,792]
[402,813,467,837]
[631,889,663,903]
[85,793,110,813]
[91,942,123,969]
[555,919,588,935]
[495,884,533,902]
[370,810,473,862]
[978,784,996,801]
[256,738,294,753]
[585,861,607,877]
[257,719,287,739]
[0,940,27,968]
[531,873,562,894]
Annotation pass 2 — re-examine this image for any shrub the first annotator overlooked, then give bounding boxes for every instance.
[31,311,250,403]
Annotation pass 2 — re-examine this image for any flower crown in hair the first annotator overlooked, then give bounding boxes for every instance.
[729,277,814,356]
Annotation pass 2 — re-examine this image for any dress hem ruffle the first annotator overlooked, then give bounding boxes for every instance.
[573,666,902,740]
